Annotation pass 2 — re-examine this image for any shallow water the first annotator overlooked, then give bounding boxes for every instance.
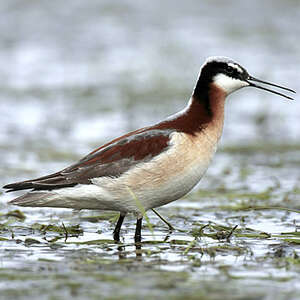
[1,0,300,299]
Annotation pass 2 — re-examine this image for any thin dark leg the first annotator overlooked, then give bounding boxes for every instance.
[113,213,125,241]
[134,217,143,243]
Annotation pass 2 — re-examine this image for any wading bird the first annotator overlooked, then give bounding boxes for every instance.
[3,57,295,242]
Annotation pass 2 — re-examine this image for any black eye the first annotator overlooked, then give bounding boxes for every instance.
[227,66,234,74]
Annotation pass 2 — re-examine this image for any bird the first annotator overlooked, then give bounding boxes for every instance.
[3,56,295,243]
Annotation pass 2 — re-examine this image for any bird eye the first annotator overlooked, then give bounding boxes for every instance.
[227,66,234,74]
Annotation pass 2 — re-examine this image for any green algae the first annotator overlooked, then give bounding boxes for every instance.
[24,238,41,246]
[283,239,300,244]
[0,210,26,220]
[221,143,300,154]
[68,239,115,245]
[193,187,275,202]
[32,223,83,235]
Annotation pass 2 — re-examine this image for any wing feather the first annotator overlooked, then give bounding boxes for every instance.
[3,128,173,192]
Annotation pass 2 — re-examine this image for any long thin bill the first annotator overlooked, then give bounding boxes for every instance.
[247,76,296,100]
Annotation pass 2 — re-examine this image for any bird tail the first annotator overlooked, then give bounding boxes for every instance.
[9,192,56,207]
[3,171,76,193]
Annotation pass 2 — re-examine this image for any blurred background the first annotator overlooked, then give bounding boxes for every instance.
[0,2,300,299]
[0,0,299,185]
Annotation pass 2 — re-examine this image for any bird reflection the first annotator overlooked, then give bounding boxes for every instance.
[115,231,172,259]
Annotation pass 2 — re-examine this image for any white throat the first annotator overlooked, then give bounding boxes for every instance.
[213,73,249,95]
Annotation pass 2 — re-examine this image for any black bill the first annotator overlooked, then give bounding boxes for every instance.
[247,76,296,100]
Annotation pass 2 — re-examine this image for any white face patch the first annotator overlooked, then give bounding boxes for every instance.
[213,73,249,95]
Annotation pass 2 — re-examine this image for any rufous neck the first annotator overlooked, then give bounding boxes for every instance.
[157,83,226,136]
[191,81,225,123]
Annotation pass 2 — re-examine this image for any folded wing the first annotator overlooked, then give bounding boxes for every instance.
[3,128,174,192]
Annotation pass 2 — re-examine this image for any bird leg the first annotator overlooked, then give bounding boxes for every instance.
[134,217,143,243]
[113,213,126,241]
